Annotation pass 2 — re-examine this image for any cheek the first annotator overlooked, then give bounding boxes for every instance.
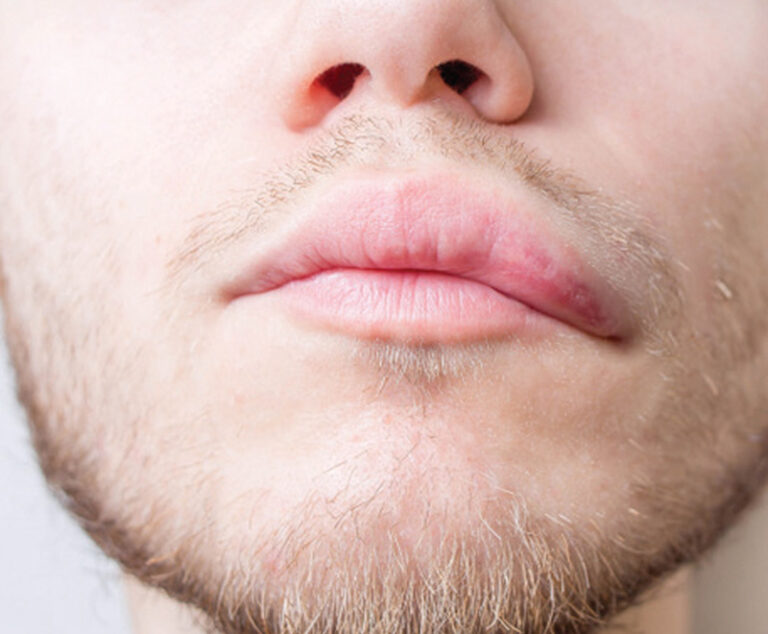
[525,6,768,338]
[0,4,271,315]
[563,8,767,200]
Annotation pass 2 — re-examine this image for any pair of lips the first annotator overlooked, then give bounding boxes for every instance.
[224,174,630,343]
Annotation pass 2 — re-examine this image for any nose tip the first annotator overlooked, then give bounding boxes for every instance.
[278,1,534,130]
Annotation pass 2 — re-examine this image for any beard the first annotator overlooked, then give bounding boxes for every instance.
[6,321,768,634]
[3,111,768,634]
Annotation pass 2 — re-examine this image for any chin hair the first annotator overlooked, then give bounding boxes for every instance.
[350,338,499,388]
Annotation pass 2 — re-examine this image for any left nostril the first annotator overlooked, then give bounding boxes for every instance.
[436,59,484,95]
[313,63,367,100]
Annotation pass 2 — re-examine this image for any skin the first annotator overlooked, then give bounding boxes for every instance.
[1,1,767,633]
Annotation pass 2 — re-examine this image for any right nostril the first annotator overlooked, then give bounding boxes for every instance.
[436,60,484,95]
[314,63,366,100]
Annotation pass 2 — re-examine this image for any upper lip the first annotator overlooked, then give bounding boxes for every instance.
[224,172,632,340]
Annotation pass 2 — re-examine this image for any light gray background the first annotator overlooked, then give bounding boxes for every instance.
[0,314,765,633]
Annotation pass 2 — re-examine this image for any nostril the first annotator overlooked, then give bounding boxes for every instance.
[314,63,366,100]
[436,60,484,95]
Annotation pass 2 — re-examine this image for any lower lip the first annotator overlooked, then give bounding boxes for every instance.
[273,268,554,343]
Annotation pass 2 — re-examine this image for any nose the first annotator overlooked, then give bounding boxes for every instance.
[276,0,534,130]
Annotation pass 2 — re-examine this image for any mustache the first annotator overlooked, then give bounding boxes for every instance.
[166,108,679,334]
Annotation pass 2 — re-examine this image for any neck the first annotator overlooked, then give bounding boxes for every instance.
[124,570,691,634]
[602,570,691,634]
[123,576,207,634]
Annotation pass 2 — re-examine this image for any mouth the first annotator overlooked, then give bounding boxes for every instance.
[223,173,632,344]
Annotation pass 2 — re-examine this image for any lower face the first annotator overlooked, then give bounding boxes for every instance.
[1,3,768,634]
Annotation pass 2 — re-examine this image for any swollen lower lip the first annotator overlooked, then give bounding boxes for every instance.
[275,269,554,342]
